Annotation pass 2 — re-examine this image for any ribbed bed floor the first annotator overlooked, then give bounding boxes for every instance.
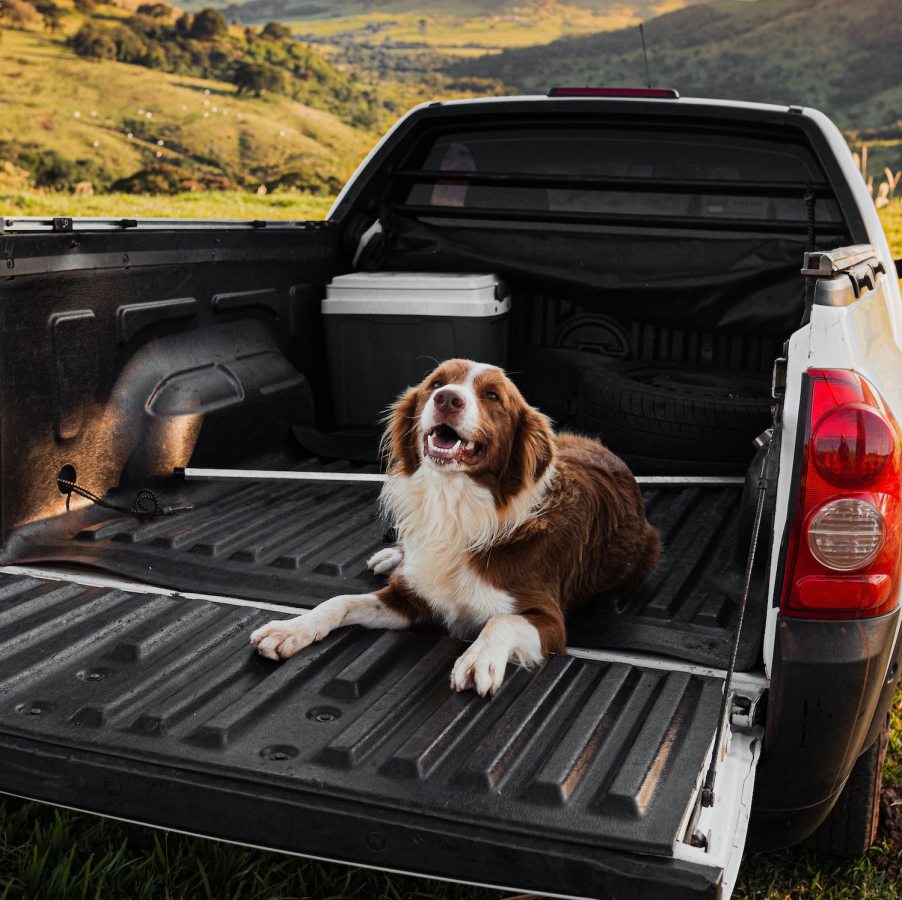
[4,460,764,669]
[0,571,724,863]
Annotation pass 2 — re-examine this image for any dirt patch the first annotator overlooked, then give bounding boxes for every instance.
[881,785,902,847]
[874,784,902,875]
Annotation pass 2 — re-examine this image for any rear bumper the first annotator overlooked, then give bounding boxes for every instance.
[748,608,901,849]
[3,734,724,900]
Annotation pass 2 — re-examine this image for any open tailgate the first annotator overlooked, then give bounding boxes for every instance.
[0,570,761,899]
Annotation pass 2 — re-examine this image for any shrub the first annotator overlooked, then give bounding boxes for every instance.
[136,2,171,18]
[232,60,284,96]
[260,21,291,42]
[109,23,148,62]
[0,142,112,190]
[71,23,117,60]
[112,164,239,194]
[268,168,344,196]
[0,0,40,27]
[190,7,227,40]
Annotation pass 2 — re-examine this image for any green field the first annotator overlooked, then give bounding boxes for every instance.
[0,24,375,197]
[287,4,649,57]
[1,187,333,219]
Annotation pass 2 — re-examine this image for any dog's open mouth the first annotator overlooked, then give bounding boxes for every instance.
[424,424,486,466]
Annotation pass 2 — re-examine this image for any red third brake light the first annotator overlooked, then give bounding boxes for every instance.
[547,87,680,99]
[781,370,902,619]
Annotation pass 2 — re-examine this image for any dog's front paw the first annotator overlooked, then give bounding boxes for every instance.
[366,546,403,575]
[250,617,319,661]
[450,639,509,697]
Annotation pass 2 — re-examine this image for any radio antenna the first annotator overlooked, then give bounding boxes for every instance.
[638,22,652,88]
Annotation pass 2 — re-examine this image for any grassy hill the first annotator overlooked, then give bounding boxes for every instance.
[0,13,381,196]
[453,0,902,130]
[215,0,711,58]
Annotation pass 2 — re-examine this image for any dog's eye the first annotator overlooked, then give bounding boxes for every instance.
[485,391,500,402]
[430,380,443,390]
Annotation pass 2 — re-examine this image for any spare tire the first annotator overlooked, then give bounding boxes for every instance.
[575,363,773,465]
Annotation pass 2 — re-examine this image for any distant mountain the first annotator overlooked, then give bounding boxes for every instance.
[451,0,902,129]
[211,0,711,31]
[196,0,708,17]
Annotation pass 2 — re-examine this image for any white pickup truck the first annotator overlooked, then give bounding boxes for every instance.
[1,90,900,899]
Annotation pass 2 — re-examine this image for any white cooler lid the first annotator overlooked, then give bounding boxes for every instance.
[323,271,510,318]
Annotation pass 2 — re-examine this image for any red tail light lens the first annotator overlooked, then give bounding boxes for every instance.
[547,86,680,99]
[781,370,902,619]
[811,405,895,486]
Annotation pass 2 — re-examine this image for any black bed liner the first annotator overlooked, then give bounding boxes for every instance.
[2,461,763,669]
[0,571,725,898]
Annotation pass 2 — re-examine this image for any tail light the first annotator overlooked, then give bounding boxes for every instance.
[547,87,680,99]
[781,370,902,619]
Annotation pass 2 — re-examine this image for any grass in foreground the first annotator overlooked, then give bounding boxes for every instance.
[1,189,333,220]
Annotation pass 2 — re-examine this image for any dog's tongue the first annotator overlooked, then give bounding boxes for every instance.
[432,426,459,449]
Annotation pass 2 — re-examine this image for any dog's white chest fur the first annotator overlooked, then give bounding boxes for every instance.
[382,468,515,637]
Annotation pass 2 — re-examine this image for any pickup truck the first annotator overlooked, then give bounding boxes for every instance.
[1,91,901,900]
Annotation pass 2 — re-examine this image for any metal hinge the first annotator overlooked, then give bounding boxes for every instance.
[801,244,879,277]
[730,688,766,731]
[771,357,787,400]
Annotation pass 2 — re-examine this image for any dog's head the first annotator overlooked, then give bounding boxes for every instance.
[383,359,555,505]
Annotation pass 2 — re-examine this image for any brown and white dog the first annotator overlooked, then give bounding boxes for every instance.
[251,359,660,696]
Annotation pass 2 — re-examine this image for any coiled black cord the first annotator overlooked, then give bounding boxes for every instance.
[58,478,192,518]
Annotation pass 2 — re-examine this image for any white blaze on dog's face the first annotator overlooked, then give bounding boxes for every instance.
[384,359,556,508]
[419,361,496,469]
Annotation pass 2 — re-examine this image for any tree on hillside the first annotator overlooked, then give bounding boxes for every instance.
[190,7,227,40]
[175,12,191,34]
[261,21,290,42]
[73,0,96,14]
[71,23,117,59]
[232,60,284,97]
[36,0,64,33]
[137,3,171,18]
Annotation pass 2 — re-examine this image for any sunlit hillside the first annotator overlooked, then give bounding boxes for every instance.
[217,0,711,56]
[0,24,375,197]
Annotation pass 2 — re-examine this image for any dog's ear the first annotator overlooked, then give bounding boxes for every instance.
[498,404,555,504]
[381,387,421,477]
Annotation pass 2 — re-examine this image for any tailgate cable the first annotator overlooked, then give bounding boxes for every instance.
[58,478,193,518]
[700,454,768,807]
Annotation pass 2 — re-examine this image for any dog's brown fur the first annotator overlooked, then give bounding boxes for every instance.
[376,360,660,655]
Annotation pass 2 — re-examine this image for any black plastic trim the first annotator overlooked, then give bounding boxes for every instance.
[750,608,900,848]
[393,170,834,198]
[393,203,841,236]
[1,737,721,900]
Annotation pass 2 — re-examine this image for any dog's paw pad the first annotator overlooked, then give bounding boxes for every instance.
[366,546,403,575]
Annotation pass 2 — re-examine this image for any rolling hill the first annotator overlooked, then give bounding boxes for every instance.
[213,0,712,57]
[1,23,375,195]
[451,0,902,130]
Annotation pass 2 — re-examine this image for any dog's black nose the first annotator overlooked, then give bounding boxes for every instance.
[434,387,465,411]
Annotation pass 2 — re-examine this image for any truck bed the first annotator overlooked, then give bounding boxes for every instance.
[2,460,765,669]
[0,570,727,899]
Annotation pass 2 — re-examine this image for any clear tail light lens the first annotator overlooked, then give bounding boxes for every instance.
[807,499,886,571]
